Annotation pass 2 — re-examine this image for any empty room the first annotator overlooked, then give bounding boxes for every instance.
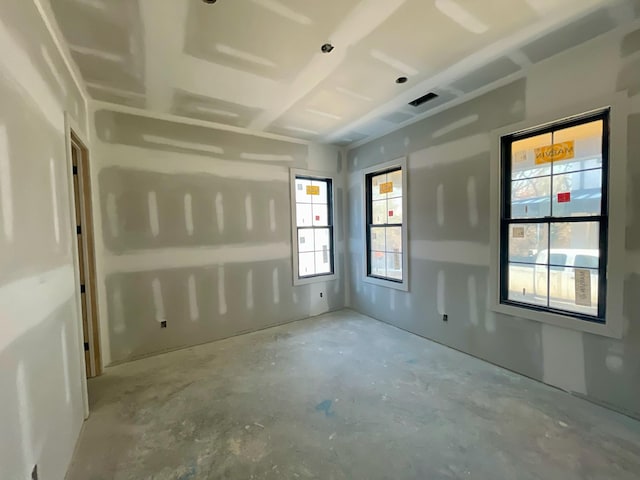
[2,0,640,478]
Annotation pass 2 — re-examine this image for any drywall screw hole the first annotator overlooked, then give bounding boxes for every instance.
[321,43,334,53]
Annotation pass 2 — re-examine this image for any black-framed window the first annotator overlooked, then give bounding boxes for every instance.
[500,110,609,322]
[366,167,403,282]
[294,175,334,278]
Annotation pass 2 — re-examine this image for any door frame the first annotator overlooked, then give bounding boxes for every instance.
[70,128,102,377]
[64,113,101,417]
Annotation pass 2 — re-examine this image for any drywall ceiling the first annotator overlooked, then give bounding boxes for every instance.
[48,0,638,146]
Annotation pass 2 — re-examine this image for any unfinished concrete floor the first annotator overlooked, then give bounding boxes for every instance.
[67,310,640,480]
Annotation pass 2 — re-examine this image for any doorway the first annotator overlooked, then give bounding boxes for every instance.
[70,130,102,378]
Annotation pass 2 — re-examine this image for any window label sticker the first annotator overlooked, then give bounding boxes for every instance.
[558,192,571,203]
[388,210,394,217]
[379,181,393,194]
[315,215,320,221]
[512,226,525,238]
[575,269,592,307]
[513,150,528,164]
[534,141,574,164]
[306,185,320,195]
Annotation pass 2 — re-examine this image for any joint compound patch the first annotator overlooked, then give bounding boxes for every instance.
[512,226,525,238]
[379,181,393,194]
[306,185,320,195]
[575,269,592,306]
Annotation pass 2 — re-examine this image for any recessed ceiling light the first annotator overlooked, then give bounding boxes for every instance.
[321,43,334,54]
[396,76,408,84]
[202,0,217,4]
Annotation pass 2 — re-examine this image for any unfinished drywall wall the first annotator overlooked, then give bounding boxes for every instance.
[347,20,640,419]
[0,1,89,479]
[91,109,345,365]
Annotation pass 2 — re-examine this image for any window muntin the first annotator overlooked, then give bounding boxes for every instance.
[366,167,404,282]
[294,176,334,278]
[500,111,609,322]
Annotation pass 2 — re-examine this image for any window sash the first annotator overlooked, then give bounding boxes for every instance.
[295,176,334,279]
[366,167,403,282]
[499,111,610,322]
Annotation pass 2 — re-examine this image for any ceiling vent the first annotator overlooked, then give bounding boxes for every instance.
[409,92,439,107]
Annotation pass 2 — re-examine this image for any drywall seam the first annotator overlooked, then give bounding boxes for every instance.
[148,191,160,237]
[141,135,225,155]
[411,240,490,266]
[629,251,640,273]
[16,363,34,479]
[97,144,289,181]
[245,194,253,231]
[140,1,187,111]
[409,134,490,169]
[49,158,61,245]
[467,176,479,227]
[91,101,313,145]
[269,198,276,232]
[105,193,119,238]
[184,193,194,236]
[0,125,13,242]
[339,147,352,307]
[432,114,480,138]
[31,0,90,108]
[218,265,227,315]
[246,269,254,309]
[102,242,291,274]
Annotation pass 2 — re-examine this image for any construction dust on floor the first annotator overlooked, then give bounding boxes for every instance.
[66,310,640,480]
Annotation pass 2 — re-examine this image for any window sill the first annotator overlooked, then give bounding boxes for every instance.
[491,302,622,339]
[363,274,408,292]
[293,272,337,287]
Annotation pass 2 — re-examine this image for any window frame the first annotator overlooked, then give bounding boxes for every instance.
[362,157,409,292]
[489,93,628,339]
[499,110,610,323]
[289,168,337,286]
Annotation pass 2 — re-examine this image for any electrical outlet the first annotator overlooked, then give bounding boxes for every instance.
[320,292,324,298]
[442,314,448,322]
[160,320,167,328]
[32,465,38,480]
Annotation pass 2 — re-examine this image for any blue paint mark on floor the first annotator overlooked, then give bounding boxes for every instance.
[315,399,334,417]
[406,358,418,364]
[178,463,197,480]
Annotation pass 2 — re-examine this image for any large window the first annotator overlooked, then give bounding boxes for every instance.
[290,171,335,285]
[500,110,609,322]
[364,158,407,290]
